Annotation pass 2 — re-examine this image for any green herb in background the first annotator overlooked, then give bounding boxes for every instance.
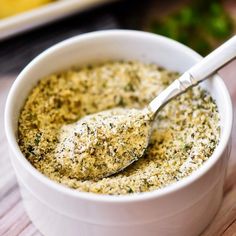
[151,0,233,55]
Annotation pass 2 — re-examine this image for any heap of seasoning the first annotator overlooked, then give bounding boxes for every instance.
[18,61,220,195]
[55,107,152,180]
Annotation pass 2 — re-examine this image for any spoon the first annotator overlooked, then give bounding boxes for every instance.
[56,35,236,180]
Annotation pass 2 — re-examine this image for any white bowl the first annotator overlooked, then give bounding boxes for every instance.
[5,30,233,236]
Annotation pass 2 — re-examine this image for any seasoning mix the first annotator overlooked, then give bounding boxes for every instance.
[18,61,220,195]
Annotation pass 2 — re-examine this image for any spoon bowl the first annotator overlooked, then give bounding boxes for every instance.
[56,107,153,179]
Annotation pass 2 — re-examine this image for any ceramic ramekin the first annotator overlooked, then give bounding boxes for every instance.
[5,30,233,236]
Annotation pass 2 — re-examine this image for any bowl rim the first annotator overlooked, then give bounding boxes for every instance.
[4,29,233,203]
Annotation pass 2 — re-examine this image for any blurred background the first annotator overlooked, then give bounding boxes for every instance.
[0,0,236,75]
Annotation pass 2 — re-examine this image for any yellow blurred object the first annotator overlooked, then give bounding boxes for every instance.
[0,0,54,19]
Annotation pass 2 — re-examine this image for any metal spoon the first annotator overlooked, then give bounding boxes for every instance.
[58,36,236,180]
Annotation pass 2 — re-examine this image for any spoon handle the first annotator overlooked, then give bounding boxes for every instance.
[148,35,236,114]
[189,35,236,80]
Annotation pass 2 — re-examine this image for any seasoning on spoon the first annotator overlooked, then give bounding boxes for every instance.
[55,108,153,180]
[55,35,236,180]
